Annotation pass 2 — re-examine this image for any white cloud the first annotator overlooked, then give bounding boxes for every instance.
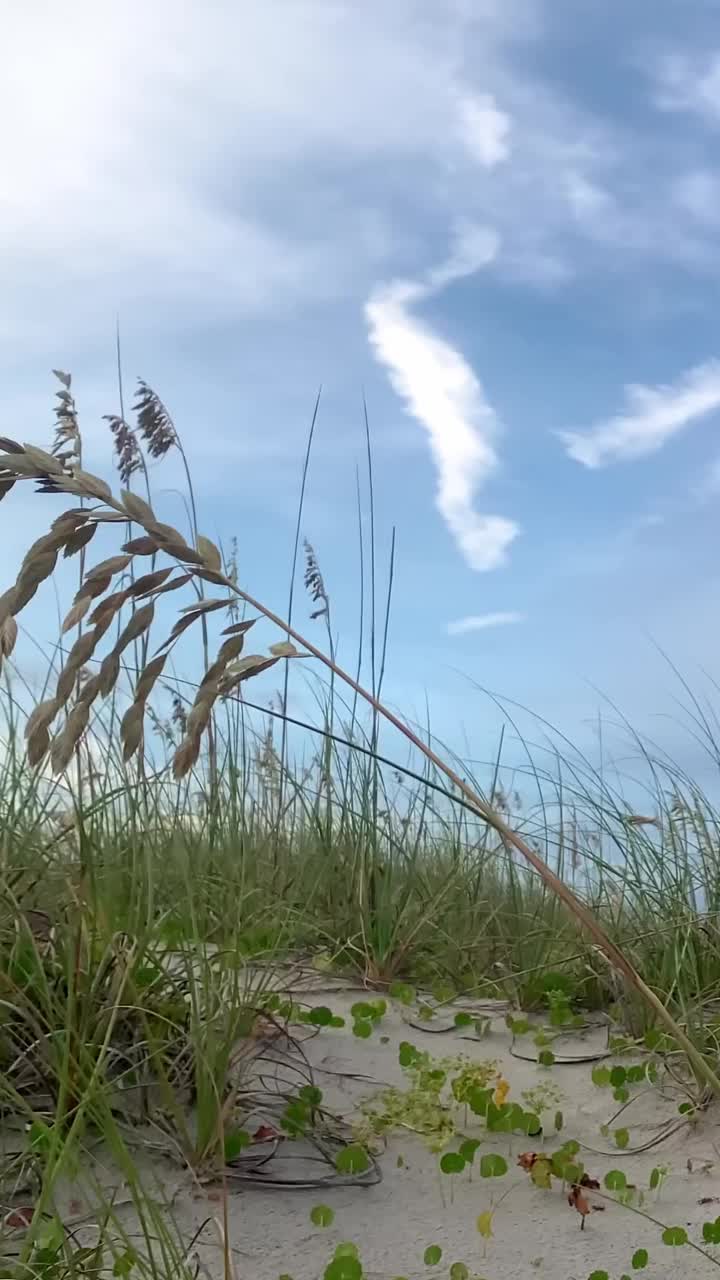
[447,612,524,635]
[456,91,511,167]
[673,170,720,226]
[560,360,720,468]
[654,51,720,121]
[366,227,519,572]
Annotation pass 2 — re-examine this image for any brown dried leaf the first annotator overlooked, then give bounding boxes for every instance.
[51,703,91,774]
[85,554,132,581]
[27,722,51,767]
[146,520,187,544]
[56,663,78,706]
[197,534,222,573]
[126,567,173,597]
[0,476,16,502]
[53,369,72,388]
[0,436,23,452]
[52,508,88,531]
[1,616,17,658]
[22,444,65,474]
[121,490,156,525]
[77,675,102,707]
[144,570,193,598]
[217,634,246,664]
[0,588,16,629]
[17,549,58,594]
[269,641,301,658]
[25,697,60,741]
[63,522,97,558]
[122,536,160,556]
[87,589,130,628]
[0,452,44,477]
[98,651,121,698]
[221,619,256,637]
[61,576,111,633]
[186,697,215,739]
[221,654,279,692]
[173,732,202,779]
[72,468,113,502]
[65,631,98,671]
[158,541,205,566]
[155,608,208,653]
[195,567,229,586]
[121,702,145,761]
[134,654,168,703]
[116,601,155,650]
[179,597,230,615]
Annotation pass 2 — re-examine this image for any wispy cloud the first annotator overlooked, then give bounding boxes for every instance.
[560,360,720,468]
[447,612,524,636]
[366,226,519,572]
[653,51,720,122]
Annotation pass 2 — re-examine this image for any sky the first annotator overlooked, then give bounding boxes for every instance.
[4,0,720,787]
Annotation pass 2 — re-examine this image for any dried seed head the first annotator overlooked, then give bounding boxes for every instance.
[133,380,177,458]
[104,415,143,486]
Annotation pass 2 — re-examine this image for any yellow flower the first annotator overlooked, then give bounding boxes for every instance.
[493,1077,510,1106]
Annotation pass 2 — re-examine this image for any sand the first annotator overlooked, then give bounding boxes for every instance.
[13,984,720,1279]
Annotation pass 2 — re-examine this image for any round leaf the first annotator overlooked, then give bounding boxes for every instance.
[336,1145,370,1175]
[309,1006,334,1026]
[439,1153,465,1175]
[324,1260,362,1280]
[614,1127,630,1149]
[353,1019,372,1039]
[423,1246,442,1266]
[661,1227,687,1247]
[631,1249,648,1269]
[450,1265,469,1280]
[476,1211,494,1239]
[604,1170,627,1192]
[310,1205,334,1228]
[479,1153,507,1178]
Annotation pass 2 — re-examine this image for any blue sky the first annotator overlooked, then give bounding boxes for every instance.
[4,0,720,781]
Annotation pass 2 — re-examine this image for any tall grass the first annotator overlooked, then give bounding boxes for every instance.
[3,371,720,1274]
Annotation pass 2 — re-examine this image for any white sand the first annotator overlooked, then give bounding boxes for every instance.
[164,988,720,1278]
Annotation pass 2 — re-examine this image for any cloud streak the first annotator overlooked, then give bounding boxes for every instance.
[447,612,524,636]
[365,227,519,572]
[560,360,720,468]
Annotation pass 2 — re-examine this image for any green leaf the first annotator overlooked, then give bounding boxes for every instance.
[479,1153,508,1178]
[538,1049,555,1067]
[351,1001,374,1020]
[309,1006,334,1026]
[587,1272,609,1280]
[449,1265,469,1280]
[614,1127,630,1149]
[591,1066,611,1087]
[299,1085,323,1107]
[324,1260,362,1280]
[507,1016,531,1035]
[113,1252,137,1278]
[476,1211,494,1239]
[399,1041,420,1067]
[440,1152,465,1175]
[330,1015,346,1028]
[631,1248,648,1269]
[609,1066,627,1087]
[661,1227,687,1247]
[223,1129,251,1161]
[613,1086,630,1103]
[423,1246,442,1266]
[310,1205,334,1228]
[334,1244,359,1260]
[703,1220,720,1245]
[353,1019,372,1039]
[604,1170,627,1192]
[389,981,416,1005]
[467,1087,492,1117]
[459,1138,481,1164]
[529,1155,553,1189]
[554,1110,564,1132]
[454,1011,473,1028]
[335,1145,370,1175]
